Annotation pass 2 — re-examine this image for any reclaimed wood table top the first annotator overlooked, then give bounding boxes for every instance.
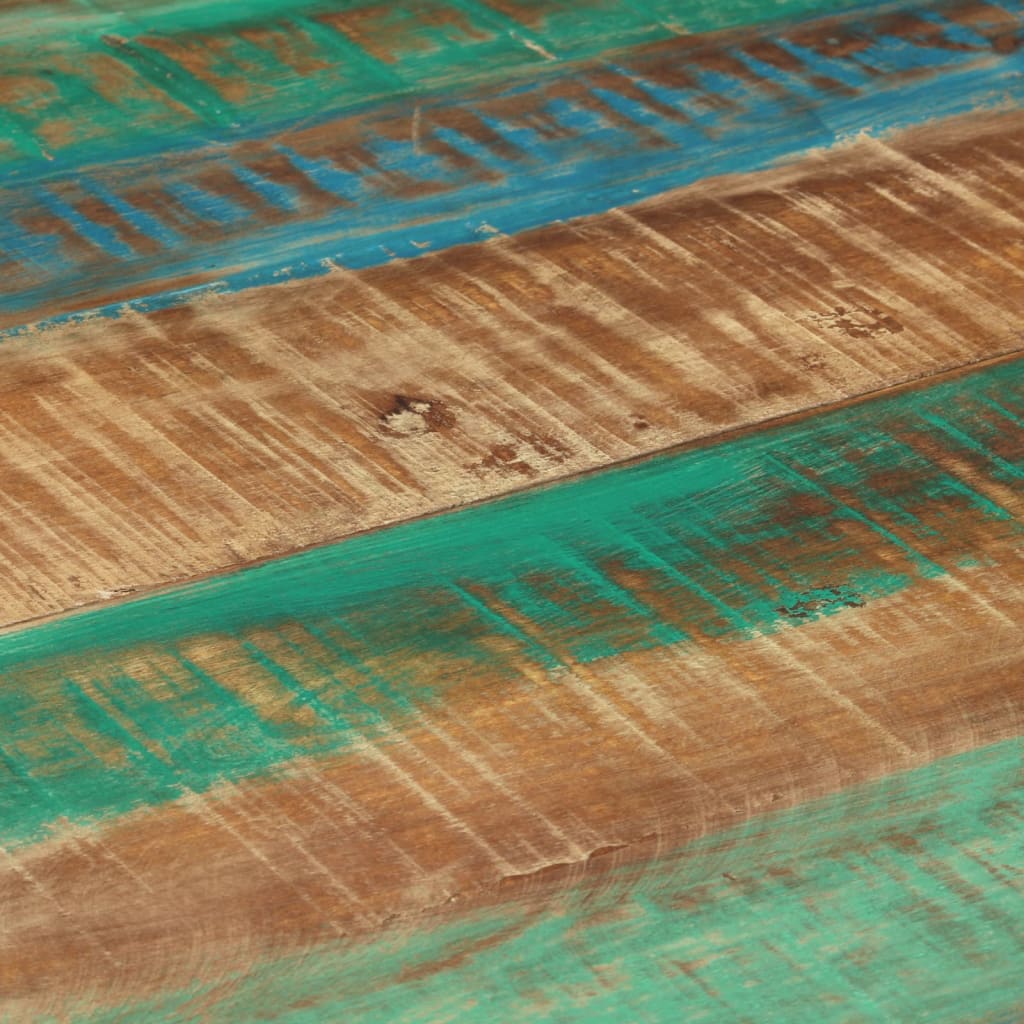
[0,1,1021,1021]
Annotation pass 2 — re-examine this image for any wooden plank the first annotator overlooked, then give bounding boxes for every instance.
[22,738,1020,1023]
[0,1,1022,1021]
[0,111,1023,628]
[0,0,878,179]
[4,0,1023,331]
[1,357,1022,1016]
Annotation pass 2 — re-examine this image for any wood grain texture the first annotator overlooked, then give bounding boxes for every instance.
[1,356,1022,1017]
[34,738,1024,1023]
[1,111,1023,629]
[4,0,1023,332]
[1,0,1022,1020]
[0,0,877,178]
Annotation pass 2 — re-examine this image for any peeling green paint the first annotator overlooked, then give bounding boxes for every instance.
[0,358,1021,849]
[0,0,891,179]
[72,737,1024,1024]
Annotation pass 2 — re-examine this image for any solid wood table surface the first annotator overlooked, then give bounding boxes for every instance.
[0,1,1021,1021]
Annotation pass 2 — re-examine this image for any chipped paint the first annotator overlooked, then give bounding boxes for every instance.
[5,0,1024,332]
[0,357,1021,851]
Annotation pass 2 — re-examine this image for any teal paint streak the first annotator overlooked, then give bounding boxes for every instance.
[0,359,1022,847]
[73,738,1024,1024]
[0,0,884,181]
[5,358,1018,669]
[5,0,1023,333]
[0,0,875,43]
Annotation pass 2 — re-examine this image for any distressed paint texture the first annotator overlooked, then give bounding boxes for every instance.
[0,111,1023,627]
[1,357,1023,1017]
[55,738,1024,1024]
[0,0,883,177]
[3,546,1023,1015]
[2,356,1023,844]
[5,0,1024,331]
[0,0,1022,1020]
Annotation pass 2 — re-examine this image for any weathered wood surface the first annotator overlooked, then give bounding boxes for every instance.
[3,358,1024,1019]
[25,739,1021,1023]
[0,0,1022,1021]
[3,112,1024,629]
[0,0,880,177]
[4,0,1024,332]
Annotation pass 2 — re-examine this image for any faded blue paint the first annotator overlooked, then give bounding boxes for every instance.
[2,1,1023,334]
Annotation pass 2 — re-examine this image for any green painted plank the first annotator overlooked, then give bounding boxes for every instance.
[0,358,1021,849]
[0,0,890,178]
[0,0,888,47]
[7,0,1021,334]
[72,737,1024,1023]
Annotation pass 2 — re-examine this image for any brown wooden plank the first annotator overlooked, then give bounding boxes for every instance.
[3,541,1021,1015]
[1,110,1023,630]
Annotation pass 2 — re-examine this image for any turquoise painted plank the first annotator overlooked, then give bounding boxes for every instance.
[71,736,1024,1023]
[0,357,1021,848]
[0,0,887,179]
[3,0,1021,333]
